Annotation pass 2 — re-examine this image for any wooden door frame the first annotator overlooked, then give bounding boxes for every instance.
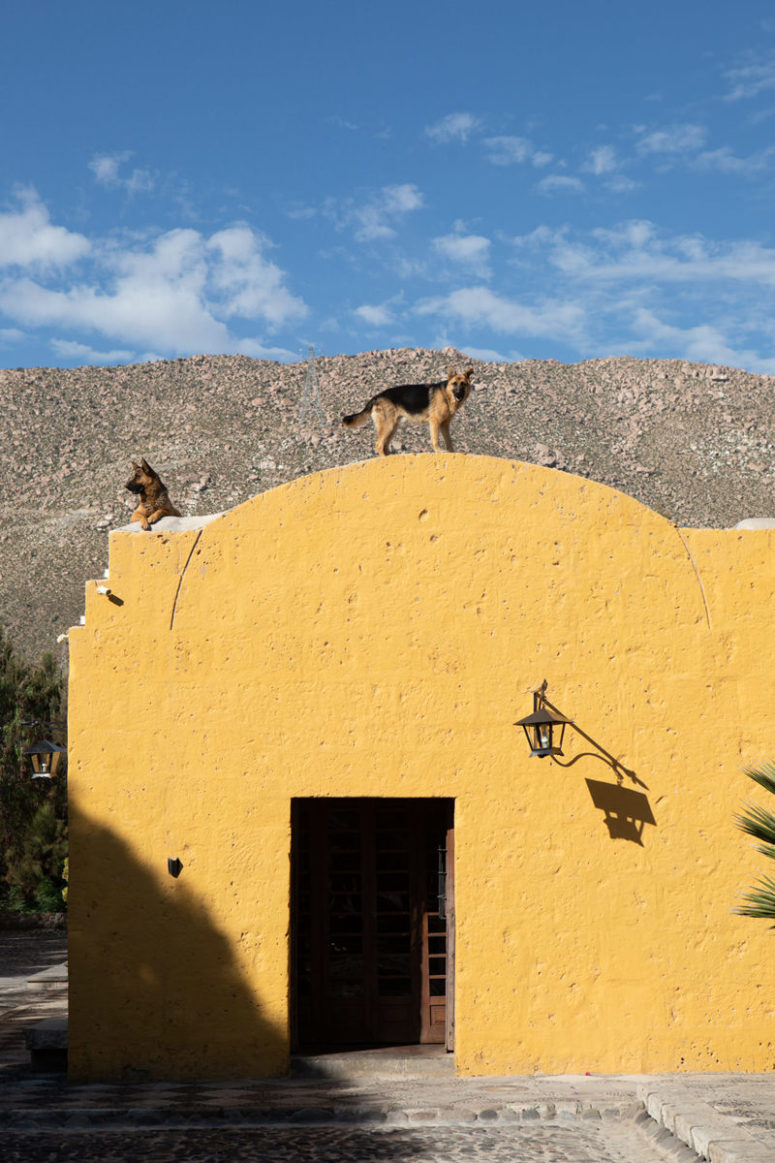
[445,820,455,1052]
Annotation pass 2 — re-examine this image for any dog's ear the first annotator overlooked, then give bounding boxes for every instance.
[464,367,474,379]
[448,364,457,379]
[140,457,153,474]
[131,460,140,470]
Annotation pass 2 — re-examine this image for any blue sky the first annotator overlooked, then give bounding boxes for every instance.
[3,1,775,371]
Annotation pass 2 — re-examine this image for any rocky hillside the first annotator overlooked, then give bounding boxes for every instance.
[2,347,774,662]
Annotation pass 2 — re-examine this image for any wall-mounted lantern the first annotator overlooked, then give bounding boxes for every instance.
[23,738,66,780]
[515,682,573,758]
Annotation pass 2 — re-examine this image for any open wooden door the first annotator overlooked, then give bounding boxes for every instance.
[292,798,454,1050]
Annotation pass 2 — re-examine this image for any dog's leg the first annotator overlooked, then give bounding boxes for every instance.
[429,417,443,452]
[440,419,454,452]
[144,509,170,527]
[373,403,399,456]
[376,419,399,456]
[130,509,151,532]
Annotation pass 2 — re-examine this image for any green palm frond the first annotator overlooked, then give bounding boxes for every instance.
[735,875,775,921]
[744,761,775,799]
[735,801,775,855]
[736,763,775,921]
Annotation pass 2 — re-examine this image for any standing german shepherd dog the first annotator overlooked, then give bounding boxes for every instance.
[125,458,181,530]
[342,365,474,456]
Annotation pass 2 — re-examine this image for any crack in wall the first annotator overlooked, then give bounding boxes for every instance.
[675,527,712,631]
[169,530,203,631]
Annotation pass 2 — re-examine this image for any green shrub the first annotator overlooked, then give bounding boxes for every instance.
[0,630,67,912]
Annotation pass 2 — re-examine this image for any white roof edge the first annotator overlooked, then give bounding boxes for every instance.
[114,513,224,534]
[733,518,775,530]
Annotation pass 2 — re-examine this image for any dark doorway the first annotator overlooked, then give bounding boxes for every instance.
[291,797,454,1050]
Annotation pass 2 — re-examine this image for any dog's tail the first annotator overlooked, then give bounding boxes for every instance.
[341,401,374,428]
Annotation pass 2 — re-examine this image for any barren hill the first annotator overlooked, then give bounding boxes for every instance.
[2,347,774,662]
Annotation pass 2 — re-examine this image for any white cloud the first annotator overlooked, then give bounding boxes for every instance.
[499,219,775,371]
[394,255,428,279]
[536,174,585,195]
[50,339,134,365]
[483,136,530,165]
[483,136,553,167]
[695,145,775,174]
[354,303,394,326]
[0,326,24,343]
[207,224,307,326]
[89,152,130,184]
[425,112,481,143]
[463,344,513,362]
[285,204,318,221]
[418,210,775,366]
[537,219,775,287]
[89,152,155,194]
[605,174,639,193]
[635,123,707,154]
[511,225,566,249]
[329,115,360,131]
[629,308,771,371]
[3,270,229,353]
[382,185,423,214]
[231,338,301,360]
[432,230,491,278]
[0,217,308,357]
[0,189,90,270]
[584,145,618,175]
[724,55,775,101]
[416,285,587,341]
[349,184,424,242]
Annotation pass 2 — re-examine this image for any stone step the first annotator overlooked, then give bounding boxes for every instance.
[24,1016,67,1072]
[27,962,67,993]
[292,1045,455,1080]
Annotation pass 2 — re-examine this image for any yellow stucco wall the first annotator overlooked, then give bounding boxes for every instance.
[67,455,775,1080]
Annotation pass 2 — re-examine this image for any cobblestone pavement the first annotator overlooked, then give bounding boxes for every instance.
[0,1116,693,1163]
[5,928,775,1161]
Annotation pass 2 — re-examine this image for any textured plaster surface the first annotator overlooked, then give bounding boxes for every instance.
[67,455,775,1081]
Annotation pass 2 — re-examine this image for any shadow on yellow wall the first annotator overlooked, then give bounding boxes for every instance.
[69,810,285,1082]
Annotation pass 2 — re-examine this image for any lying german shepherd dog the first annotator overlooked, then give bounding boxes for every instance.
[342,365,474,456]
[125,458,181,530]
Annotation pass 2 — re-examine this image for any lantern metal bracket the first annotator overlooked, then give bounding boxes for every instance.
[514,680,573,759]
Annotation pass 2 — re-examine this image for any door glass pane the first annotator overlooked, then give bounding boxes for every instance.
[378,954,411,977]
[380,977,412,996]
[329,809,359,831]
[330,850,360,871]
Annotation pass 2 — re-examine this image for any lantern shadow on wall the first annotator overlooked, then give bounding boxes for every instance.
[516,682,657,846]
[584,779,656,846]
